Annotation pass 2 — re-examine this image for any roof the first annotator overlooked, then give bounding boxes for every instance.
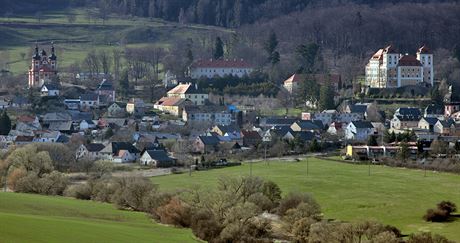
[417,45,431,54]
[438,119,455,127]
[215,125,240,134]
[167,83,206,95]
[371,49,384,60]
[350,121,374,129]
[106,142,140,154]
[183,105,228,114]
[395,107,422,121]
[283,73,341,85]
[43,112,71,122]
[109,102,127,109]
[156,97,188,107]
[421,117,439,125]
[198,135,220,146]
[241,130,262,139]
[190,59,253,69]
[293,121,321,130]
[291,131,315,141]
[80,93,99,101]
[56,135,69,143]
[264,117,298,126]
[17,115,36,123]
[48,121,73,131]
[398,55,422,67]
[97,79,114,90]
[15,136,34,142]
[349,104,368,114]
[383,45,397,54]
[144,150,173,162]
[85,143,105,152]
[425,104,444,115]
[41,83,59,90]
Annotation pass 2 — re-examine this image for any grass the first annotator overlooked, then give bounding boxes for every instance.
[0,192,199,243]
[0,8,231,75]
[152,157,460,241]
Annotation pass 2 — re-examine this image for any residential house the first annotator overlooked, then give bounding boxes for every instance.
[48,121,74,134]
[302,111,363,126]
[42,112,71,126]
[126,98,145,115]
[241,130,262,147]
[424,104,444,118]
[100,142,141,163]
[259,117,298,129]
[33,130,61,143]
[167,83,208,106]
[434,119,456,135]
[418,117,439,132]
[391,107,422,130]
[15,136,34,145]
[64,99,80,110]
[189,59,254,79]
[290,120,322,132]
[76,143,105,160]
[182,106,232,125]
[107,102,127,118]
[11,95,30,108]
[283,130,316,142]
[96,79,116,103]
[345,121,375,141]
[79,120,96,131]
[140,150,175,167]
[327,122,345,136]
[283,73,341,94]
[194,135,220,153]
[212,125,240,136]
[80,93,99,110]
[154,97,192,116]
[40,83,60,97]
[0,99,9,109]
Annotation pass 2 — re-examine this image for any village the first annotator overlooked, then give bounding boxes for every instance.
[0,43,458,170]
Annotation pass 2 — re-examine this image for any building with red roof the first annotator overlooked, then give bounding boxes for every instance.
[188,58,254,79]
[365,44,433,88]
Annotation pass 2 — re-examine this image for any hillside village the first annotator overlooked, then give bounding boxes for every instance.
[0,43,460,168]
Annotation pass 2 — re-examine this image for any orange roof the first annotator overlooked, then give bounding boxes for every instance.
[167,83,192,95]
[283,74,305,84]
[190,59,253,69]
[398,55,422,66]
[156,97,186,106]
[371,49,384,60]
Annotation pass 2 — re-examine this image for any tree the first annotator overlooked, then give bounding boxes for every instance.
[0,110,11,135]
[296,43,319,74]
[454,44,460,63]
[367,135,378,146]
[383,130,396,144]
[264,30,280,65]
[398,142,410,162]
[118,69,129,98]
[213,37,224,60]
[318,81,335,110]
[430,140,448,156]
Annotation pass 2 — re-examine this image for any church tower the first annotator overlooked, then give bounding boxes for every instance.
[28,43,58,88]
[416,45,433,86]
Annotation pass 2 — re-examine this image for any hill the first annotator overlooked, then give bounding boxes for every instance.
[152,157,460,241]
[0,192,199,243]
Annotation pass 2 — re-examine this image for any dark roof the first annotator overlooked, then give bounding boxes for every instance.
[272,126,293,137]
[395,107,422,121]
[349,104,368,114]
[86,143,106,152]
[292,131,315,141]
[15,136,34,142]
[190,59,253,69]
[97,79,114,90]
[293,121,321,130]
[56,135,69,143]
[144,150,174,162]
[264,117,298,126]
[425,104,444,115]
[417,45,431,54]
[241,130,261,139]
[199,135,220,146]
[351,121,374,129]
[421,117,439,126]
[111,142,140,154]
[438,119,455,127]
[42,83,60,90]
[80,93,99,101]
[216,125,240,134]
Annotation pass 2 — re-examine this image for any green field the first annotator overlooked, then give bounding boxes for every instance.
[152,158,460,241]
[0,192,199,243]
[0,9,230,75]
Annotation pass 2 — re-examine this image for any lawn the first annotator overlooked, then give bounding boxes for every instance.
[0,192,199,243]
[152,158,460,241]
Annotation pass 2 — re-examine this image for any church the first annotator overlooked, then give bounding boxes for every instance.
[28,43,58,88]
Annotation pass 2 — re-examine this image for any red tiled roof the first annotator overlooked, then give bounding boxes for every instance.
[190,59,253,69]
[371,49,384,60]
[167,83,191,95]
[156,97,186,106]
[398,55,422,66]
[417,45,431,54]
[241,130,261,139]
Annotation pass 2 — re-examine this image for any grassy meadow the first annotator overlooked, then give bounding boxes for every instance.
[0,192,199,243]
[152,157,460,241]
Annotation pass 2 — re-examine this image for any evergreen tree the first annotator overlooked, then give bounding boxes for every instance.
[296,42,320,73]
[118,69,129,98]
[0,110,11,135]
[319,81,335,110]
[367,135,378,146]
[398,142,410,162]
[264,30,280,65]
[213,37,224,60]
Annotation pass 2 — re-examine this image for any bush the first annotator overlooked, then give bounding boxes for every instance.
[424,208,449,222]
[64,184,92,200]
[111,177,156,211]
[437,201,457,214]
[14,171,69,195]
[190,209,222,242]
[407,232,454,243]
[276,192,320,216]
[156,197,191,227]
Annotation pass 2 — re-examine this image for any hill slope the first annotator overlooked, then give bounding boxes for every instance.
[0,192,199,243]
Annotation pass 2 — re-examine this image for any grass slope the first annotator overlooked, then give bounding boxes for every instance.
[152,158,460,241]
[0,192,199,243]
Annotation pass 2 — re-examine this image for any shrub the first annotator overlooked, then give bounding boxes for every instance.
[190,209,222,242]
[407,232,454,243]
[437,201,457,214]
[276,192,320,216]
[15,171,69,195]
[156,197,191,227]
[423,208,449,222]
[111,177,156,211]
[64,184,92,200]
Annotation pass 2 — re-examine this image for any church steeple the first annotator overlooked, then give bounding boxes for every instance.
[50,42,57,60]
[33,43,40,60]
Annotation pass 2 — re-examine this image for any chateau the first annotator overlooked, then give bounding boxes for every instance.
[365,45,433,88]
[28,44,58,88]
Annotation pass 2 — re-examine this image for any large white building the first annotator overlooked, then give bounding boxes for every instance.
[365,45,433,88]
[189,59,254,79]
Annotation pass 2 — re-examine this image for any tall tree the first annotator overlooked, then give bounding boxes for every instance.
[213,37,224,60]
[264,30,280,65]
[318,81,335,110]
[118,69,129,98]
[296,43,320,74]
[0,110,11,135]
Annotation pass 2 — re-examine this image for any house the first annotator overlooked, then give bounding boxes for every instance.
[418,117,439,132]
[154,97,192,116]
[64,99,81,110]
[126,98,145,115]
[194,135,220,154]
[0,99,9,109]
[140,150,175,167]
[189,59,254,79]
[327,122,345,136]
[11,95,30,108]
[80,93,99,110]
[283,131,316,142]
[100,142,141,163]
[344,103,370,116]
[391,107,422,130]
[96,79,116,103]
[290,120,322,132]
[42,112,71,125]
[283,73,341,94]
[241,130,262,147]
[79,120,96,131]
[107,102,127,118]
[424,104,444,118]
[33,130,61,143]
[302,111,363,126]
[40,83,60,97]
[14,136,34,145]
[211,125,240,136]
[182,106,232,125]
[167,83,208,106]
[48,121,74,134]
[345,121,375,141]
[259,117,298,129]
[76,143,105,160]
[434,119,456,135]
